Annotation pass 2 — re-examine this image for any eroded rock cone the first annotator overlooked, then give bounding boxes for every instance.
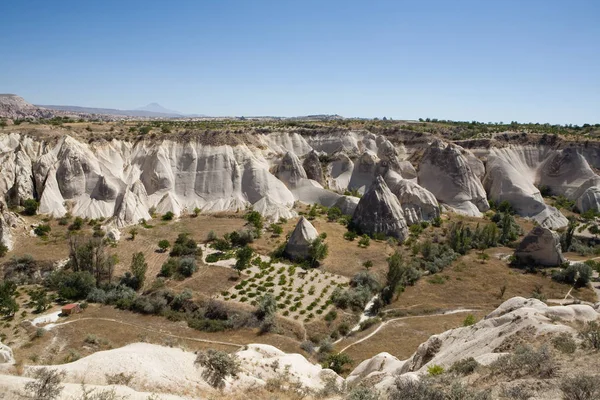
[285,217,318,260]
[351,175,408,241]
[276,151,308,188]
[303,150,325,185]
[514,226,565,267]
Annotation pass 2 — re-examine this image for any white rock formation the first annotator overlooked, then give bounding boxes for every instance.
[349,297,599,391]
[0,342,340,398]
[514,226,566,267]
[352,175,408,240]
[276,151,308,188]
[285,217,319,260]
[0,340,13,364]
[484,148,568,229]
[253,195,297,222]
[385,170,439,225]
[332,195,360,216]
[302,150,325,185]
[418,140,489,216]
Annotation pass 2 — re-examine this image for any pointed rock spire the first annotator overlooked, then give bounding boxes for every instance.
[351,175,408,241]
[285,217,318,259]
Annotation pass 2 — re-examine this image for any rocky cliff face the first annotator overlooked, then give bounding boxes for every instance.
[418,140,489,216]
[2,128,600,249]
[0,94,55,120]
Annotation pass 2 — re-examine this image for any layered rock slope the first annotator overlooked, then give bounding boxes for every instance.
[2,128,600,248]
[418,140,489,216]
[348,297,599,393]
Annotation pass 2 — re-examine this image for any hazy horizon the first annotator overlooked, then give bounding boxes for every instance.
[1,0,599,124]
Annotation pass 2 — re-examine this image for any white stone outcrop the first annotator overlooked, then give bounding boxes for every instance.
[513,226,565,267]
[349,297,599,391]
[0,340,13,364]
[385,170,439,225]
[484,149,568,229]
[418,140,489,216]
[285,217,318,260]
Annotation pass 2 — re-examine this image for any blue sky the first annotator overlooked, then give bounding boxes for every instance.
[0,0,598,123]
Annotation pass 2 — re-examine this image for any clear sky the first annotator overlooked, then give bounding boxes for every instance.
[0,0,598,124]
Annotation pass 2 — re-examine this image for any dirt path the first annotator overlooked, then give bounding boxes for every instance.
[338,308,476,354]
[45,317,244,348]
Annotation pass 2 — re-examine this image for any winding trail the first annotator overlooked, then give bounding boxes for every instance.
[44,317,244,348]
[338,308,476,354]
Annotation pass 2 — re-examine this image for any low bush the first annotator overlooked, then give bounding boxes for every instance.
[490,345,557,379]
[449,357,479,375]
[560,374,600,400]
[552,332,577,354]
[579,321,600,350]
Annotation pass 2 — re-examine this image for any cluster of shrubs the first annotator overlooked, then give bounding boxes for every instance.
[159,233,201,279]
[87,285,257,333]
[448,214,520,255]
[551,262,593,288]
[330,271,381,312]
[413,240,457,274]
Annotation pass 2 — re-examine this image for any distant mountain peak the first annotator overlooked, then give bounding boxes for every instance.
[136,103,182,115]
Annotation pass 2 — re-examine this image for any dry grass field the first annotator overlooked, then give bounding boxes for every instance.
[2,204,598,377]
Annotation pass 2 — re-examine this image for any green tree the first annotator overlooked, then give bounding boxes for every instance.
[194,349,240,389]
[562,217,578,252]
[68,235,116,285]
[129,227,138,240]
[23,368,64,400]
[269,224,283,236]
[193,207,201,217]
[162,211,175,221]
[0,280,19,317]
[358,235,371,248]
[363,260,373,270]
[30,288,50,313]
[47,270,96,300]
[130,252,148,291]
[158,239,170,252]
[327,206,342,222]
[381,251,411,305]
[245,210,263,235]
[234,245,253,276]
[255,293,277,320]
[308,237,328,267]
[323,352,352,374]
[23,198,39,216]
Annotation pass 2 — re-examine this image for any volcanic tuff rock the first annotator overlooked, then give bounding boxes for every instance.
[332,195,360,216]
[385,170,440,225]
[276,151,307,188]
[418,140,489,216]
[0,340,13,364]
[513,226,565,267]
[351,175,408,240]
[348,297,599,392]
[3,127,600,251]
[285,217,318,260]
[483,148,568,229]
[302,150,325,185]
